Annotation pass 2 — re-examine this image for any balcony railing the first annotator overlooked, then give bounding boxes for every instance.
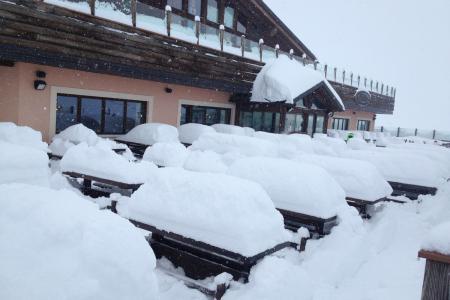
[42,0,396,98]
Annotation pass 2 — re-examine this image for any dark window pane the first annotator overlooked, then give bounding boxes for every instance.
[180,105,188,125]
[126,102,145,132]
[240,111,253,128]
[192,107,206,124]
[307,114,315,135]
[274,113,280,133]
[224,6,234,28]
[207,0,218,22]
[80,98,102,133]
[262,113,274,132]
[188,0,201,15]
[252,111,262,131]
[104,100,124,134]
[205,108,220,125]
[315,115,325,133]
[357,120,370,131]
[237,15,246,33]
[167,0,182,10]
[56,95,78,133]
[219,109,228,124]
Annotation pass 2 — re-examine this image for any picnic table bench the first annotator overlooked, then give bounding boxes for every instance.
[110,201,304,299]
[277,208,338,236]
[115,139,150,158]
[63,172,143,198]
[346,197,387,218]
[389,181,437,200]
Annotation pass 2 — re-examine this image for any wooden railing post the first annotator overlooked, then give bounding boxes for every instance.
[289,49,294,60]
[219,25,225,52]
[258,39,264,62]
[364,78,367,88]
[314,60,318,70]
[240,35,245,57]
[415,128,418,136]
[333,67,337,81]
[433,129,436,139]
[342,70,346,84]
[381,83,384,94]
[165,5,172,37]
[370,80,373,91]
[350,73,353,86]
[195,16,200,45]
[357,75,360,87]
[89,0,95,16]
[376,81,379,92]
[324,64,328,78]
[275,44,280,58]
[131,0,137,27]
[386,85,389,96]
[397,127,400,137]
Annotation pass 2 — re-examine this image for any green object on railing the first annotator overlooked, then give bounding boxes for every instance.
[346,133,354,142]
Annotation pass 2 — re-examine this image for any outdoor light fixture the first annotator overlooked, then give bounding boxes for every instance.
[34,70,47,90]
[165,87,173,93]
[34,80,47,91]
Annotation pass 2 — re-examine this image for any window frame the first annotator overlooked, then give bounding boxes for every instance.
[56,93,147,135]
[181,104,231,126]
[332,117,350,130]
[357,119,371,131]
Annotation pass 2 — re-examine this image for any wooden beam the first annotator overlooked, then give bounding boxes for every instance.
[0,60,15,67]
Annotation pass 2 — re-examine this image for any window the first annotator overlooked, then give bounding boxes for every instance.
[188,0,201,16]
[56,94,147,134]
[207,0,218,23]
[237,15,247,33]
[332,118,349,130]
[315,115,325,133]
[357,120,371,131]
[284,114,304,133]
[224,6,234,28]
[239,111,280,133]
[167,0,182,10]
[307,114,315,135]
[181,104,231,126]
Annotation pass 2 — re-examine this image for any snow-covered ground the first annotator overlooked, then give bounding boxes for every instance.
[1,122,449,300]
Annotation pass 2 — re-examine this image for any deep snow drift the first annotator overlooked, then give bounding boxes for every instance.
[117,167,290,256]
[0,184,158,300]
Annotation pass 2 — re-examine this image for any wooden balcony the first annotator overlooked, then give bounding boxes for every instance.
[0,0,395,114]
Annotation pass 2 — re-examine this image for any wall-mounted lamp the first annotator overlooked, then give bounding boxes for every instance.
[165,87,173,94]
[34,80,47,91]
[34,70,47,90]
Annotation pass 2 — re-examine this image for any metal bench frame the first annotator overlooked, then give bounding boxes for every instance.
[277,208,338,236]
[389,181,437,200]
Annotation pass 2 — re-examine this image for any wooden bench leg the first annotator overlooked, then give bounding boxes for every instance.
[82,179,92,196]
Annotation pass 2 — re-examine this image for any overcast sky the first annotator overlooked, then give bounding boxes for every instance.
[264,0,450,131]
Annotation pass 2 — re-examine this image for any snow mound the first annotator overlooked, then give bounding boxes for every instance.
[0,122,47,151]
[422,221,450,255]
[191,132,278,157]
[120,123,179,146]
[314,135,349,154]
[0,184,158,300]
[117,168,290,256]
[55,123,99,145]
[184,150,228,173]
[212,124,248,136]
[251,55,344,109]
[178,123,216,145]
[297,154,393,201]
[347,138,373,150]
[0,141,50,186]
[61,142,156,184]
[228,157,347,219]
[342,149,447,187]
[143,142,189,167]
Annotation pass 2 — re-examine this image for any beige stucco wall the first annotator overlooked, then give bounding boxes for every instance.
[327,110,376,131]
[0,63,233,142]
[0,65,20,123]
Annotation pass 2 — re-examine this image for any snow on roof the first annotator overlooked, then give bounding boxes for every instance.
[0,184,158,300]
[251,55,344,110]
[117,168,290,256]
[422,221,450,255]
[0,122,48,151]
[60,142,157,184]
[119,123,179,146]
[228,157,347,219]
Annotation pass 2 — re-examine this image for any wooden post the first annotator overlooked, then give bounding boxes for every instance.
[195,16,200,45]
[165,5,172,37]
[370,80,373,91]
[275,44,280,58]
[333,67,337,81]
[259,38,264,62]
[240,35,245,57]
[386,85,389,96]
[381,83,384,94]
[397,127,400,137]
[89,0,95,16]
[376,81,379,92]
[415,128,418,136]
[314,60,318,70]
[350,73,353,86]
[364,78,367,88]
[220,25,225,52]
[131,0,137,27]
[418,250,450,300]
[324,64,328,78]
[289,49,294,60]
[342,70,346,84]
[357,75,360,87]
[433,130,436,139]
